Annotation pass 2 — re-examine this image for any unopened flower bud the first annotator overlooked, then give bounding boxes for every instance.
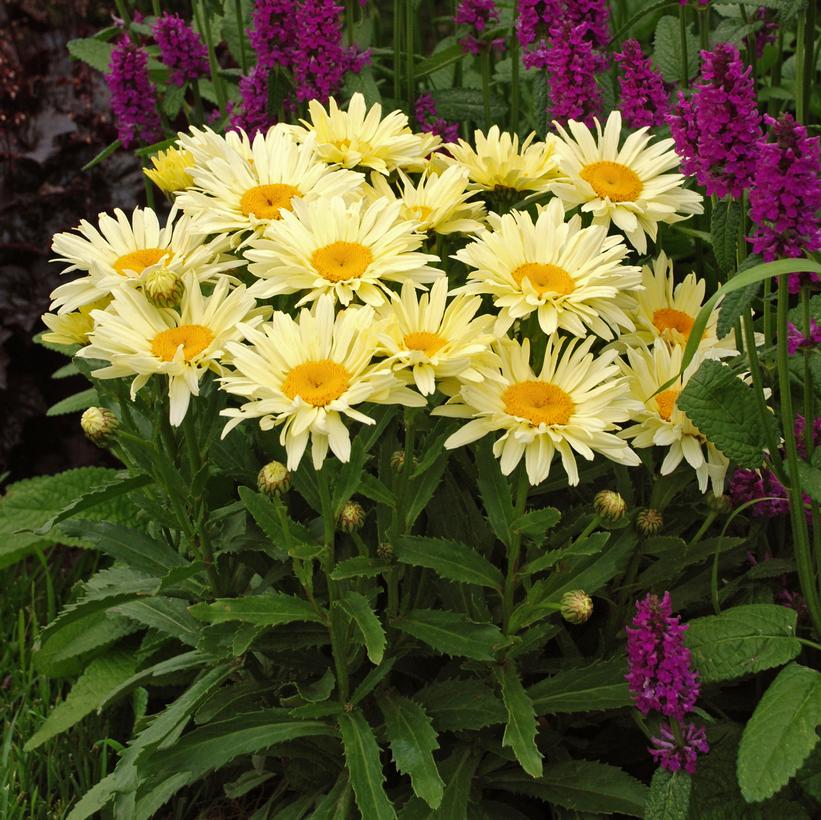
[377,542,394,560]
[707,493,732,514]
[337,500,366,533]
[390,450,406,470]
[637,508,664,537]
[561,590,593,625]
[594,490,627,522]
[257,461,291,498]
[80,406,118,446]
[143,267,183,308]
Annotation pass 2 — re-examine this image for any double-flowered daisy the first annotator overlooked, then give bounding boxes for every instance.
[78,275,260,426]
[176,123,254,165]
[49,207,236,314]
[618,342,729,495]
[551,111,704,253]
[434,335,641,486]
[175,127,363,236]
[375,279,498,396]
[364,166,486,235]
[454,198,642,338]
[245,196,441,306]
[220,296,426,470]
[618,252,737,358]
[289,92,438,174]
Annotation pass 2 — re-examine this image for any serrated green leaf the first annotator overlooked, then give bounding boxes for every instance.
[406,448,449,528]
[497,662,543,778]
[711,199,741,277]
[717,281,761,340]
[520,530,608,576]
[67,37,115,72]
[395,535,503,590]
[330,556,391,580]
[25,651,137,750]
[380,693,444,809]
[492,760,648,816]
[528,657,631,715]
[475,440,515,547]
[797,461,821,503]
[513,507,561,539]
[685,604,800,683]
[393,609,503,661]
[415,678,506,731]
[359,473,395,506]
[161,83,185,118]
[338,710,397,820]
[114,597,201,646]
[427,87,507,122]
[333,438,368,517]
[677,360,767,467]
[47,387,98,416]
[738,663,821,802]
[52,361,80,379]
[653,15,699,83]
[796,743,821,803]
[189,593,323,627]
[334,591,386,665]
[311,772,353,820]
[415,43,465,79]
[646,768,691,820]
[238,486,309,556]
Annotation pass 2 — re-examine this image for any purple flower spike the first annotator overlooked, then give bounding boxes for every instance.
[615,39,669,129]
[545,22,602,126]
[415,93,459,143]
[250,0,298,70]
[152,13,209,86]
[106,38,163,149]
[650,721,710,774]
[455,0,502,55]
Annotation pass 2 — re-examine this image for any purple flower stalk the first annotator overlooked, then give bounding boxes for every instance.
[748,114,821,293]
[516,0,561,49]
[545,22,602,126]
[455,0,502,55]
[615,39,670,129]
[415,93,460,143]
[152,13,209,86]
[668,43,762,199]
[249,0,298,70]
[788,320,821,356]
[626,592,700,721]
[105,38,163,149]
[565,0,610,61]
[231,65,275,136]
[730,468,790,518]
[650,721,710,774]
[754,7,778,58]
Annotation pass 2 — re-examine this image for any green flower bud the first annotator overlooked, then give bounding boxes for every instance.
[337,500,366,533]
[143,267,183,308]
[594,490,627,522]
[80,406,118,446]
[560,590,593,625]
[257,461,291,498]
[637,508,663,537]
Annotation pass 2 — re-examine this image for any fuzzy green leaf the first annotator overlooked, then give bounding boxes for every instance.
[497,662,543,778]
[653,15,699,83]
[711,198,741,277]
[797,461,821,503]
[528,657,631,715]
[394,609,504,661]
[646,768,691,820]
[738,663,821,802]
[415,678,506,731]
[338,710,397,820]
[67,37,115,72]
[717,281,761,340]
[380,693,444,809]
[334,591,386,665]
[395,535,503,590]
[685,604,800,682]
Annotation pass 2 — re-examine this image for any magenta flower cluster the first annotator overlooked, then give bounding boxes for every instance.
[249,0,298,70]
[626,592,708,774]
[614,39,669,128]
[668,43,762,199]
[151,13,209,86]
[415,93,459,143]
[105,38,162,149]
[455,0,503,55]
[545,22,603,126]
[748,114,821,293]
[788,320,821,355]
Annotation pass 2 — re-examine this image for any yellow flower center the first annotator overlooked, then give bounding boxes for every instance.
[403,331,447,357]
[311,242,374,283]
[240,183,301,220]
[113,248,167,277]
[656,388,680,421]
[511,263,575,296]
[580,161,643,202]
[652,308,695,340]
[502,380,575,426]
[150,324,214,362]
[282,360,351,406]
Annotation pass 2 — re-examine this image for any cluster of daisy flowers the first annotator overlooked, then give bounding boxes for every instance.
[44,93,741,492]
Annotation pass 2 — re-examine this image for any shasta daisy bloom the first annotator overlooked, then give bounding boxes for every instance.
[441,126,561,194]
[364,165,486,235]
[144,146,195,194]
[219,296,426,470]
[176,124,254,166]
[244,196,442,307]
[454,198,642,339]
[41,297,110,347]
[618,251,737,358]
[290,92,439,174]
[551,110,704,253]
[175,127,363,237]
[49,207,237,315]
[78,275,261,426]
[374,279,497,396]
[433,335,641,486]
[618,342,729,495]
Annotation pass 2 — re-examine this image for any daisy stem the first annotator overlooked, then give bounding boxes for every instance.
[481,48,491,130]
[234,0,248,74]
[114,0,132,31]
[678,4,689,89]
[405,0,415,113]
[346,0,355,47]
[195,0,227,117]
[192,80,205,125]
[393,0,402,104]
[777,274,821,636]
[502,466,530,633]
[510,2,519,133]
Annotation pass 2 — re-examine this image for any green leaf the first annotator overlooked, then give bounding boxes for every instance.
[738,663,821,802]
[189,593,323,627]
[67,37,114,72]
[677,359,767,467]
[685,604,800,682]
[520,530,608,576]
[379,692,444,809]
[334,591,386,665]
[512,507,561,539]
[81,139,121,171]
[114,598,202,646]
[330,556,391,580]
[415,678,506,731]
[717,278,761,340]
[528,657,631,715]
[395,535,503,590]
[796,744,821,803]
[238,486,303,555]
[493,760,648,816]
[475,440,515,547]
[415,43,465,79]
[393,609,503,661]
[646,768,690,820]
[496,662,543,778]
[359,473,395,506]
[338,710,397,820]
[25,651,137,751]
[653,15,699,83]
[430,747,480,820]
[797,460,821,503]
[333,437,369,517]
[427,88,507,122]
[311,773,353,820]
[161,83,186,118]
[711,199,741,277]
[406,448,449,528]
[47,387,98,416]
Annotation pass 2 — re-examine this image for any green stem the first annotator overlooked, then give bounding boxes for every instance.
[691,511,717,549]
[192,80,205,126]
[346,0,355,47]
[574,514,602,546]
[502,467,529,633]
[510,1,520,132]
[480,48,491,129]
[768,28,784,118]
[392,409,416,538]
[151,0,160,16]
[393,0,402,104]
[405,0,415,113]
[678,4,689,89]
[234,0,248,73]
[798,636,821,653]
[195,0,227,116]
[114,0,132,30]
[800,1,815,123]
[796,11,806,121]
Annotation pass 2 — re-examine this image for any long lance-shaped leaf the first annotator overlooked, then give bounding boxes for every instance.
[395,535,503,590]
[189,593,323,626]
[333,591,386,665]
[496,661,543,778]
